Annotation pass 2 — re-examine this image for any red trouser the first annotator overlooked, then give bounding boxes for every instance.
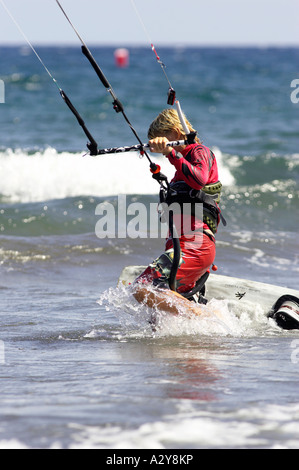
[135,232,216,294]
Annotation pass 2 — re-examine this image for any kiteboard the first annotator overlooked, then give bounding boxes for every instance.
[118,266,299,329]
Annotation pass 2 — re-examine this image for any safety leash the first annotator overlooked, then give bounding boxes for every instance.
[130,0,197,144]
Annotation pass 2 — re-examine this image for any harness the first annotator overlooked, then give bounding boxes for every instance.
[159,180,226,234]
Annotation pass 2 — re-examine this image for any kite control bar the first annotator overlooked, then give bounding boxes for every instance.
[96,140,187,155]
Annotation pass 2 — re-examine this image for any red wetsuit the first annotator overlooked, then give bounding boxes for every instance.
[136,143,219,294]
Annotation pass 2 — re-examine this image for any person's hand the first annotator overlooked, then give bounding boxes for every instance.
[148,137,173,156]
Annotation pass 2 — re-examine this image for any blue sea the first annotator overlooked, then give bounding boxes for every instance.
[0,45,299,450]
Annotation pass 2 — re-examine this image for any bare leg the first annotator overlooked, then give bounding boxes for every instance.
[133,285,203,317]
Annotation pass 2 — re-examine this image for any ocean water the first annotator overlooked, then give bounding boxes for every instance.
[0,45,299,450]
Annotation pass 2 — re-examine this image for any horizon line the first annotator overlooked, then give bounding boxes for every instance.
[1,41,299,48]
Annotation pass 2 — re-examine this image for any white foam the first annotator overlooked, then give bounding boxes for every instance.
[1,401,299,449]
[97,284,271,339]
[0,439,29,449]
[65,402,299,449]
[212,146,235,186]
[0,147,234,203]
[0,148,158,203]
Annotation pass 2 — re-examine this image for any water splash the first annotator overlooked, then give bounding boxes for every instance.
[97,284,276,339]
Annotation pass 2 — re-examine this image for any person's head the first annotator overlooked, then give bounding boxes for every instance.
[148,108,200,142]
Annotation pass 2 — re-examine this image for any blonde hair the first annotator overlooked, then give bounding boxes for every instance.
[148,108,200,142]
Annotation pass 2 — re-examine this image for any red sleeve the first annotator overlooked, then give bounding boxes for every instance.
[167,145,213,190]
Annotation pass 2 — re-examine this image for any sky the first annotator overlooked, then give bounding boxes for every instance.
[0,0,298,47]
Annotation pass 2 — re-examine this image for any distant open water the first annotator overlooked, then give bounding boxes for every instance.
[0,46,299,449]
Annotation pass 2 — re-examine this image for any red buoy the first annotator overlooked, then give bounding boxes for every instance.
[114,48,129,68]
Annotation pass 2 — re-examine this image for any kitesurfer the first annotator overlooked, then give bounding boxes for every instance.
[134,108,223,299]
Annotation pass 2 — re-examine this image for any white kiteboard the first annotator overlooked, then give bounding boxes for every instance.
[118,265,299,328]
